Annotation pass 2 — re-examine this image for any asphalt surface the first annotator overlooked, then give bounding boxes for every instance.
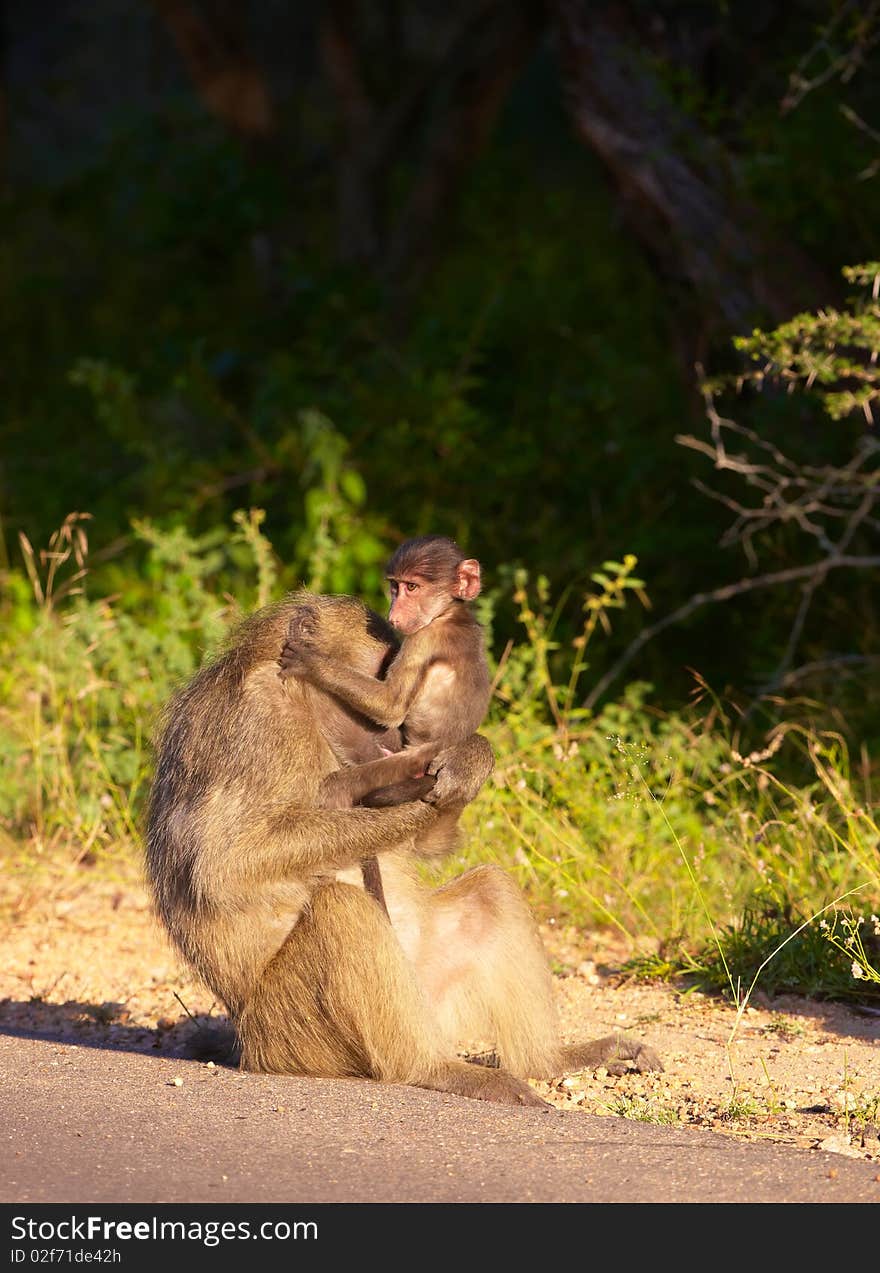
[2,1033,880,1205]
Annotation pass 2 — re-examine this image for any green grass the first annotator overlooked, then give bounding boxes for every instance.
[1,510,878,1010]
[762,1014,806,1040]
[452,578,880,1007]
[602,1094,681,1125]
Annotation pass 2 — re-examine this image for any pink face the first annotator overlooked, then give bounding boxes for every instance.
[387,574,438,635]
[387,559,481,635]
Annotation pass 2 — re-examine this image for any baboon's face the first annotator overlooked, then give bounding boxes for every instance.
[386,558,481,635]
[317,597,399,676]
[387,574,440,635]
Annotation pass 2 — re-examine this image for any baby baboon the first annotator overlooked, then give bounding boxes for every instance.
[279,535,490,809]
[146,592,661,1107]
[279,535,492,914]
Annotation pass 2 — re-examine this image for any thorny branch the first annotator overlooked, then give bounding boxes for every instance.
[584,389,880,710]
[781,0,880,114]
[678,386,880,568]
[780,1,880,181]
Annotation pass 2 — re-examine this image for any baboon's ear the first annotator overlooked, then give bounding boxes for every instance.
[457,559,481,600]
[286,605,320,641]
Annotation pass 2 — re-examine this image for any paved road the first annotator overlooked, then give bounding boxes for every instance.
[2,1033,879,1205]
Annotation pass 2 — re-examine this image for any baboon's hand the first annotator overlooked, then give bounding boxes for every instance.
[278,640,313,680]
[425,734,495,809]
[278,607,321,680]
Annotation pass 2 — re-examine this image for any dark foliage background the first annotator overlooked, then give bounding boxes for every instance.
[2,0,880,737]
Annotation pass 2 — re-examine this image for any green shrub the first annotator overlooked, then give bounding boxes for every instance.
[1,502,877,1004]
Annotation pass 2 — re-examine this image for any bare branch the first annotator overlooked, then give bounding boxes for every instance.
[781,0,880,114]
[587,370,880,710]
[767,654,878,694]
[583,554,880,711]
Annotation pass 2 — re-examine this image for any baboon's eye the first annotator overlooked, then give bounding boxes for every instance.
[405,581,419,593]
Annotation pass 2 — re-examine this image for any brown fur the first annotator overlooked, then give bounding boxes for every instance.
[279,537,492,912]
[145,592,661,1105]
[278,541,491,804]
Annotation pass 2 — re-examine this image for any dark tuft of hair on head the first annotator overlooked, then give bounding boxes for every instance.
[385,535,466,584]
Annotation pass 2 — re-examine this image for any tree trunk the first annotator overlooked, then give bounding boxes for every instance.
[319,2,546,283]
[552,1,833,344]
[319,0,381,264]
[149,0,275,141]
[385,1,546,288]
[0,0,7,192]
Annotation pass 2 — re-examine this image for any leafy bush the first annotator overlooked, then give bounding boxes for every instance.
[1,493,877,1004]
[0,411,388,864]
[731,262,880,423]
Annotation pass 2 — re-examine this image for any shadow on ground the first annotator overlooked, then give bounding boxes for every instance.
[0,997,238,1062]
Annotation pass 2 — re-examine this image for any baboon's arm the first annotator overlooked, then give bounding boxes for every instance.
[284,642,426,729]
[315,725,497,811]
[319,743,436,808]
[239,733,494,877]
[242,800,440,879]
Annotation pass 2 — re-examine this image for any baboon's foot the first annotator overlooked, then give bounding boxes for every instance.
[559,1034,664,1077]
[423,1060,549,1108]
[461,1049,501,1070]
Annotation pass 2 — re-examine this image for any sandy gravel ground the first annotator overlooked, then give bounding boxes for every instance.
[1,868,878,1165]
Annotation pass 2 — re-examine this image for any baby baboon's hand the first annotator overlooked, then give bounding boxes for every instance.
[278,644,308,680]
[278,607,321,680]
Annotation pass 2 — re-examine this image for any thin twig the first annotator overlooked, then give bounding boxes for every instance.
[172,990,200,1026]
[583,555,880,711]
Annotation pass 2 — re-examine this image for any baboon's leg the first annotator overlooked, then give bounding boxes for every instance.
[415,866,663,1079]
[415,864,563,1079]
[237,881,545,1106]
[360,855,389,918]
[465,1040,663,1077]
[360,775,437,807]
[318,745,435,810]
[418,1058,547,1107]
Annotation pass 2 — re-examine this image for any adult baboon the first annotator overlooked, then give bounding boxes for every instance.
[146,592,660,1106]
